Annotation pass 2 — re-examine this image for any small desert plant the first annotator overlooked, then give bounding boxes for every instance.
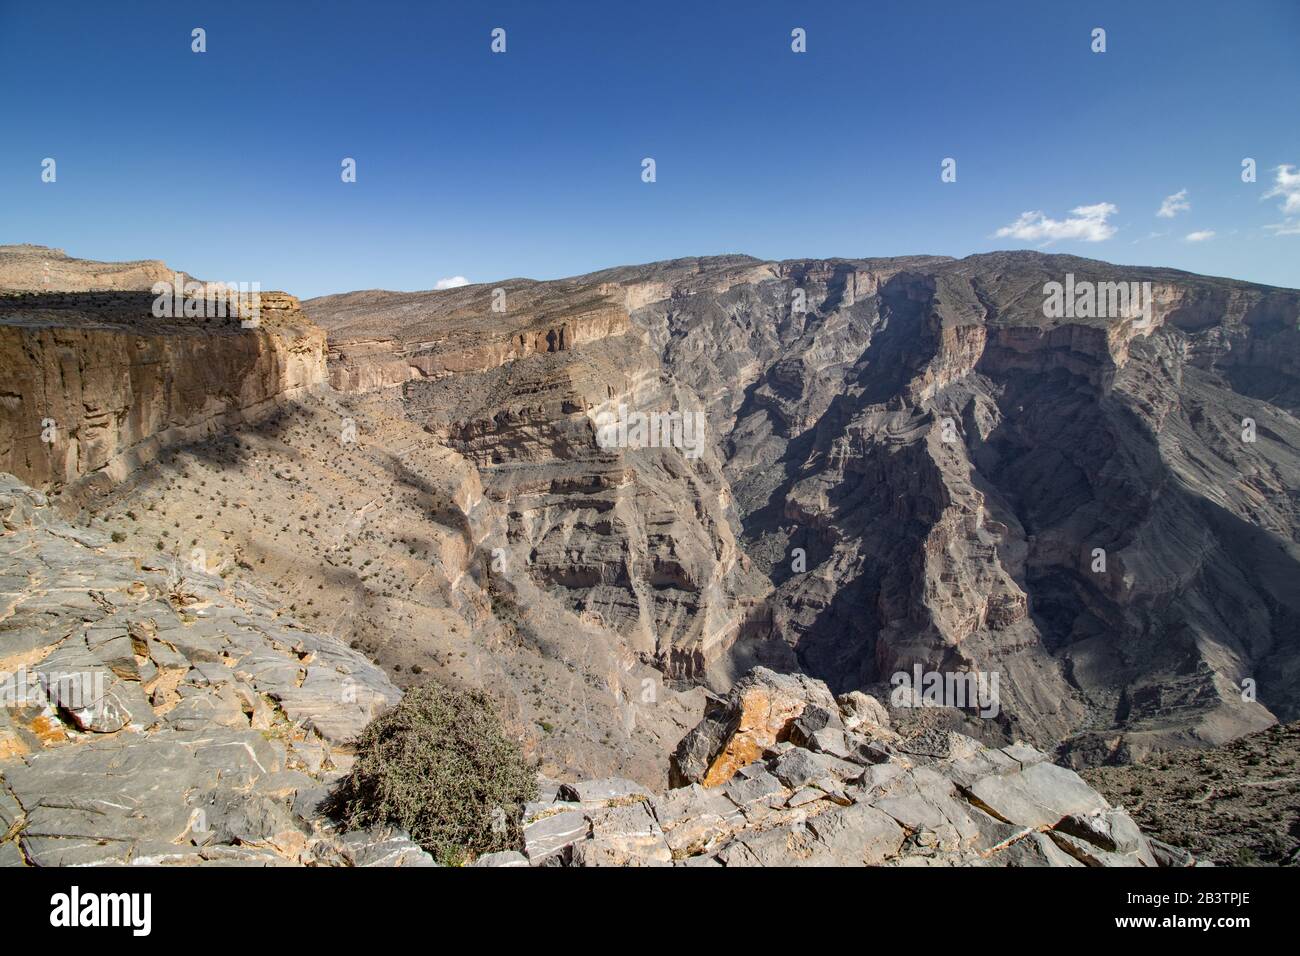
[328,682,536,864]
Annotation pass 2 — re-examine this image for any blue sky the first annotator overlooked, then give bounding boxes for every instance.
[2,0,1298,297]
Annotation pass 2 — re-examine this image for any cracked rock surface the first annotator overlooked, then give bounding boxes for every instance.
[528,668,1196,867]
[0,475,429,866]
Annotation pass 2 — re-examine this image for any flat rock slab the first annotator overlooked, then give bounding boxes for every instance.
[967,760,1109,829]
[523,809,589,863]
[340,829,437,867]
[558,777,651,804]
[0,840,24,866]
[806,804,907,865]
[582,801,672,865]
[472,850,529,867]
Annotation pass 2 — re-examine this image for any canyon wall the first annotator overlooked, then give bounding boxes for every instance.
[327,303,629,392]
[623,254,1300,762]
[0,290,325,495]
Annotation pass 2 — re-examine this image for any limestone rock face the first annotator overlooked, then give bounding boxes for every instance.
[3,243,1298,803]
[610,252,1300,758]
[306,250,1300,763]
[0,290,326,494]
[309,279,632,392]
[0,474,419,866]
[538,668,1188,867]
[309,279,767,689]
[0,245,711,786]
[1,240,1296,864]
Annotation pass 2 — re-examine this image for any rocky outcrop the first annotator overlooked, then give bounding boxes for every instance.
[0,474,429,866]
[525,668,1191,867]
[670,667,839,786]
[6,243,1297,809]
[3,238,1297,865]
[310,282,766,684]
[0,290,326,495]
[327,304,629,392]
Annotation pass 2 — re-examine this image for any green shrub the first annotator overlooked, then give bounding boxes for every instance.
[328,682,537,864]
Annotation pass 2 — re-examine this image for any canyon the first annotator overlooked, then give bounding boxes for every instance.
[1,243,1297,865]
[302,250,1300,770]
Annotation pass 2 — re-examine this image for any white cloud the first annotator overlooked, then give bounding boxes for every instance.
[1265,165,1300,215]
[1263,164,1300,235]
[994,202,1118,243]
[434,276,470,289]
[1185,230,1216,242]
[1156,189,1190,218]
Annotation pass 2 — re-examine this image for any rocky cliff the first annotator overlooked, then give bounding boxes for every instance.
[306,252,1300,768]
[1,242,1296,867]
[313,281,631,391]
[310,276,767,697]
[0,290,326,496]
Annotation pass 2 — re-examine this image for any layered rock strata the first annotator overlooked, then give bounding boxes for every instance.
[0,290,325,495]
[307,251,1300,764]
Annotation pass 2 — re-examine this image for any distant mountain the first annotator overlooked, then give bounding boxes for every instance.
[0,243,193,292]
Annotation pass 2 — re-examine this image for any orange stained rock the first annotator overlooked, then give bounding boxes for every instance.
[700,684,809,788]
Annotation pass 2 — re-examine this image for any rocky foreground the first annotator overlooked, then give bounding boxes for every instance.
[0,475,430,866]
[507,668,1199,867]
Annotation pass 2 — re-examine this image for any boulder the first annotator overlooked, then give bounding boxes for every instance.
[522,808,589,864]
[1054,808,1143,854]
[837,691,891,735]
[1149,838,1196,868]
[669,668,838,788]
[806,804,907,865]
